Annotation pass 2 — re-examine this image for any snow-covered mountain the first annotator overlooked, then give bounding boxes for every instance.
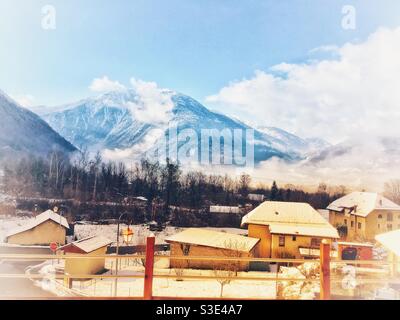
[0,89,76,161]
[43,90,328,164]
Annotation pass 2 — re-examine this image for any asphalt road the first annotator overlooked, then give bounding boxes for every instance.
[0,260,55,299]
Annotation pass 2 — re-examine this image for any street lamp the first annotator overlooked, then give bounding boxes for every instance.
[114,212,133,297]
[122,227,134,244]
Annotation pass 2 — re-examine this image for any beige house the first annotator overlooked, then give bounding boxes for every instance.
[6,210,69,246]
[327,192,400,241]
[165,228,260,271]
[58,236,112,286]
[241,201,339,259]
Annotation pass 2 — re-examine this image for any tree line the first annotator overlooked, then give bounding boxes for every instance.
[1,150,348,223]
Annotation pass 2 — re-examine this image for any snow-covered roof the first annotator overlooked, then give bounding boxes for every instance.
[375,229,400,257]
[268,224,339,238]
[337,241,374,248]
[165,228,260,252]
[242,201,339,239]
[327,192,400,217]
[317,209,330,221]
[6,210,69,238]
[59,235,112,253]
[248,194,265,201]
[133,196,148,202]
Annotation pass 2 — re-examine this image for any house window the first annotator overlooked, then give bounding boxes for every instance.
[378,224,381,229]
[388,224,393,231]
[279,236,285,247]
[358,222,362,229]
[351,221,354,228]
[344,219,347,225]
[311,238,321,247]
[387,213,393,221]
[378,215,383,219]
[292,236,297,241]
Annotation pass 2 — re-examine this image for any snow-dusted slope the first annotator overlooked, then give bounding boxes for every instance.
[0,89,76,161]
[43,90,327,164]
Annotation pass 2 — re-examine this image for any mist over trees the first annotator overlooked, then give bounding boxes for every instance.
[384,179,400,205]
[1,151,348,224]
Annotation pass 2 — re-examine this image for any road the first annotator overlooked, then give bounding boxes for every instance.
[0,260,55,299]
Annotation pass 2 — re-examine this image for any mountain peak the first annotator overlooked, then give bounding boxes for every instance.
[42,90,325,164]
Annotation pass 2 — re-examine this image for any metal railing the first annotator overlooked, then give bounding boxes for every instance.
[0,237,397,300]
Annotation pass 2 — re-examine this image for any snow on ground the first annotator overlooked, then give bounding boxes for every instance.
[0,216,30,243]
[74,224,247,245]
[51,258,277,299]
[0,213,247,245]
[74,224,183,245]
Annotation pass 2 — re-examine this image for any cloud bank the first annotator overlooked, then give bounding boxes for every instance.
[127,78,175,126]
[99,28,400,190]
[207,27,400,144]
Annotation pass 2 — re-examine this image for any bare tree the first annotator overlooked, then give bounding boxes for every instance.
[213,267,235,298]
[91,151,102,201]
[222,239,248,276]
[384,179,400,204]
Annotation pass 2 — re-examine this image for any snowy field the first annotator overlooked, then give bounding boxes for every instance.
[35,258,278,299]
[74,224,247,245]
[0,214,247,245]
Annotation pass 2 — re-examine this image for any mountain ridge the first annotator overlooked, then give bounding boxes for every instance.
[42,89,329,164]
[0,90,77,161]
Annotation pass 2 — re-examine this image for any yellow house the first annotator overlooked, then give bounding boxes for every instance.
[165,228,260,271]
[58,236,112,286]
[241,201,339,259]
[6,210,69,246]
[327,192,400,241]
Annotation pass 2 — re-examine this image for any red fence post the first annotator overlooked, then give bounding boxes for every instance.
[320,239,331,300]
[144,235,155,300]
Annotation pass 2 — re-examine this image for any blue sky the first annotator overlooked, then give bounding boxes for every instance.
[1,0,400,106]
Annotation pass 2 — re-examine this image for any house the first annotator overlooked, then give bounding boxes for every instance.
[5,209,69,246]
[209,206,242,214]
[165,228,260,271]
[241,201,339,259]
[58,235,112,286]
[248,194,265,202]
[375,230,400,275]
[337,241,374,261]
[327,192,400,241]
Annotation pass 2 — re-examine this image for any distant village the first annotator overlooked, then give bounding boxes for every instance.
[1,188,400,299]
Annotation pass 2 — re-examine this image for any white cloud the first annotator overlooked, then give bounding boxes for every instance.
[206,27,400,144]
[102,128,166,162]
[100,78,175,163]
[127,78,175,126]
[254,136,400,191]
[89,76,126,92]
